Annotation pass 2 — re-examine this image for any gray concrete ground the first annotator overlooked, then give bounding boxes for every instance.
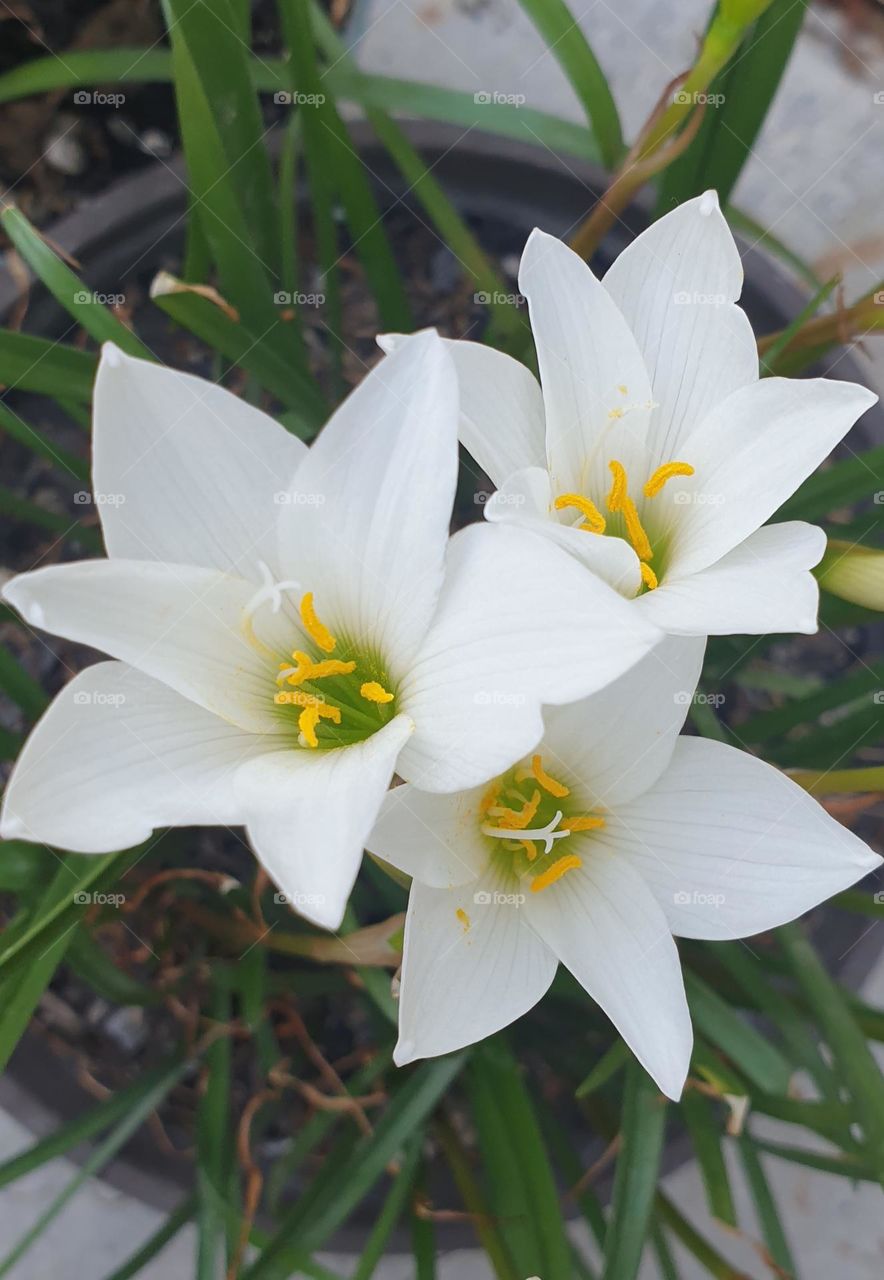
[3,0,884,1275]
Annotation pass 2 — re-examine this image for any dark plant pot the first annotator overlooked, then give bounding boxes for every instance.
[1,122,882,1251]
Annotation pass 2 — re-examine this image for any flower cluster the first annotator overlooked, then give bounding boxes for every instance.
[2,193,880,1098]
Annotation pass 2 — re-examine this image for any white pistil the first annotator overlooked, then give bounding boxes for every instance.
[481,809,571,855]
[244,560,302,620]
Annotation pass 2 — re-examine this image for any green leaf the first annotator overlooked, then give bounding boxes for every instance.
[435,1112,520,1280]
[602,1059,667,1280]
[0,1054,189,1278]
[736,1134,796,1277]
[0,399,89,481]
[576,1037,630,1097]
[0,330,96,401]
[0,207,151,359]
[760,273,839,376]
[469,1039,571,1280]
[351,1136,422,1280]
[0,482,102,551]
[735,658,884,743]
[0,841,54,893]
[515,0,622,167]
[0,642,48,720]
[680,1091,737,1226]
[780,443,884,523]
[685,970,791,1094]
[196,982,233,1280]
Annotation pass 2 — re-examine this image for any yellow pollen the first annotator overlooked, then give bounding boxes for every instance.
[643,461,695,499]
[298,701,341,747]
[299,592,337,654]
[519,838,538,861]
[531,755,570,798]
[456,908,470,932]
[360,681,394,705]
[279,651,356,686]
[606,459,628,511]
[608,407,624,420]
[530,854,582,894]
[491,789,542,831]
[621,497,653,562]
[567,814,606,832]
[640,562,658,591]
[554,492,606,534]
[617,384,628,395]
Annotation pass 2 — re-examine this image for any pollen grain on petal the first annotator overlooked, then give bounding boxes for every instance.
[360,680,395,704]
[456,907,471,932]
[531,754,570,798]
[299,592,337,653]
[643,461,695,498]
[530,853,582,894]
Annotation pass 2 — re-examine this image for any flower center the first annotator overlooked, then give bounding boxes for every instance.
[478,754,605,893]
[554,458,694,593]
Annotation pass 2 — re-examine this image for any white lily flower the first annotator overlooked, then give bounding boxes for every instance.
[381,193,877,637]
[1,333,659,930]
[366,636,881,1098]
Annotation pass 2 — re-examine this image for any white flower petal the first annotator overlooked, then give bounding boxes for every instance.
[277,330,458,672]
[669,376,878,578]
[612,737,882,941]
[484,466,641,597]
[2,559,291,732]
[394,865,557,1065]
[379,332,546,487]
[540,634,706,810]
[93,344,306,579]
[0,662,275,852]
[396,523,660,792]
[602,191,758,464]
[233,715,414,930]
[366,782,488,888]
[635,521,826,636]
[518,228,653,496]
[526,848,692,1099]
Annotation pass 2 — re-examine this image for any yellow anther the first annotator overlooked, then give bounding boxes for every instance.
[530,854,582,894]
[298,703,321,748]
[643,461,695,499]
[456,907,471,932]
[608,407,624,420]
[518,838,538,862]
[299,592,337,654]
[553,492,606,534]
[360,681,394,705]
[491,789,542,831]
[622,497,653,562]
[531,755,570,798]
[479,781,501,817]
[567,814,606,832]
[640,562,658,591]
[607,460,628,512]
[279,651,356,686]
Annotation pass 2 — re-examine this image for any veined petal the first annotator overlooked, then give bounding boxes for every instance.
[394,865,557,1065]
[379,332,546,487]
[518,228,653,497]
[603,191,758,465]
[94,345,306,580]
[366,782,488,888]
[667,376,878,578]
[526,846,692,1100]
[540,634,706,810]
[2,559,292,733]
[397,523,660,792]
[484,466,642,597]
[277,331,458,673]
[233,714,414,931]
[0,662,277,852]
[635,521,826,636]
[612,737,882,941]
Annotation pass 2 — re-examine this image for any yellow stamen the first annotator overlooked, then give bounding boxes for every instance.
[299,592,337,654]
[519,838,537,861]
[530,854,582,894]
[360,680,394,704]
[479,781,501,817]
[567,814,606,832]
[279,651,356,686]
[298,704,321,748]
[531,755,570,798]
[621,496,653,562]
[456,907,470,932]
[490,789,542,831]
[640,562,658,591]
[643,461,695,498]
[553,492,606,534]
[606,459,628,511]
